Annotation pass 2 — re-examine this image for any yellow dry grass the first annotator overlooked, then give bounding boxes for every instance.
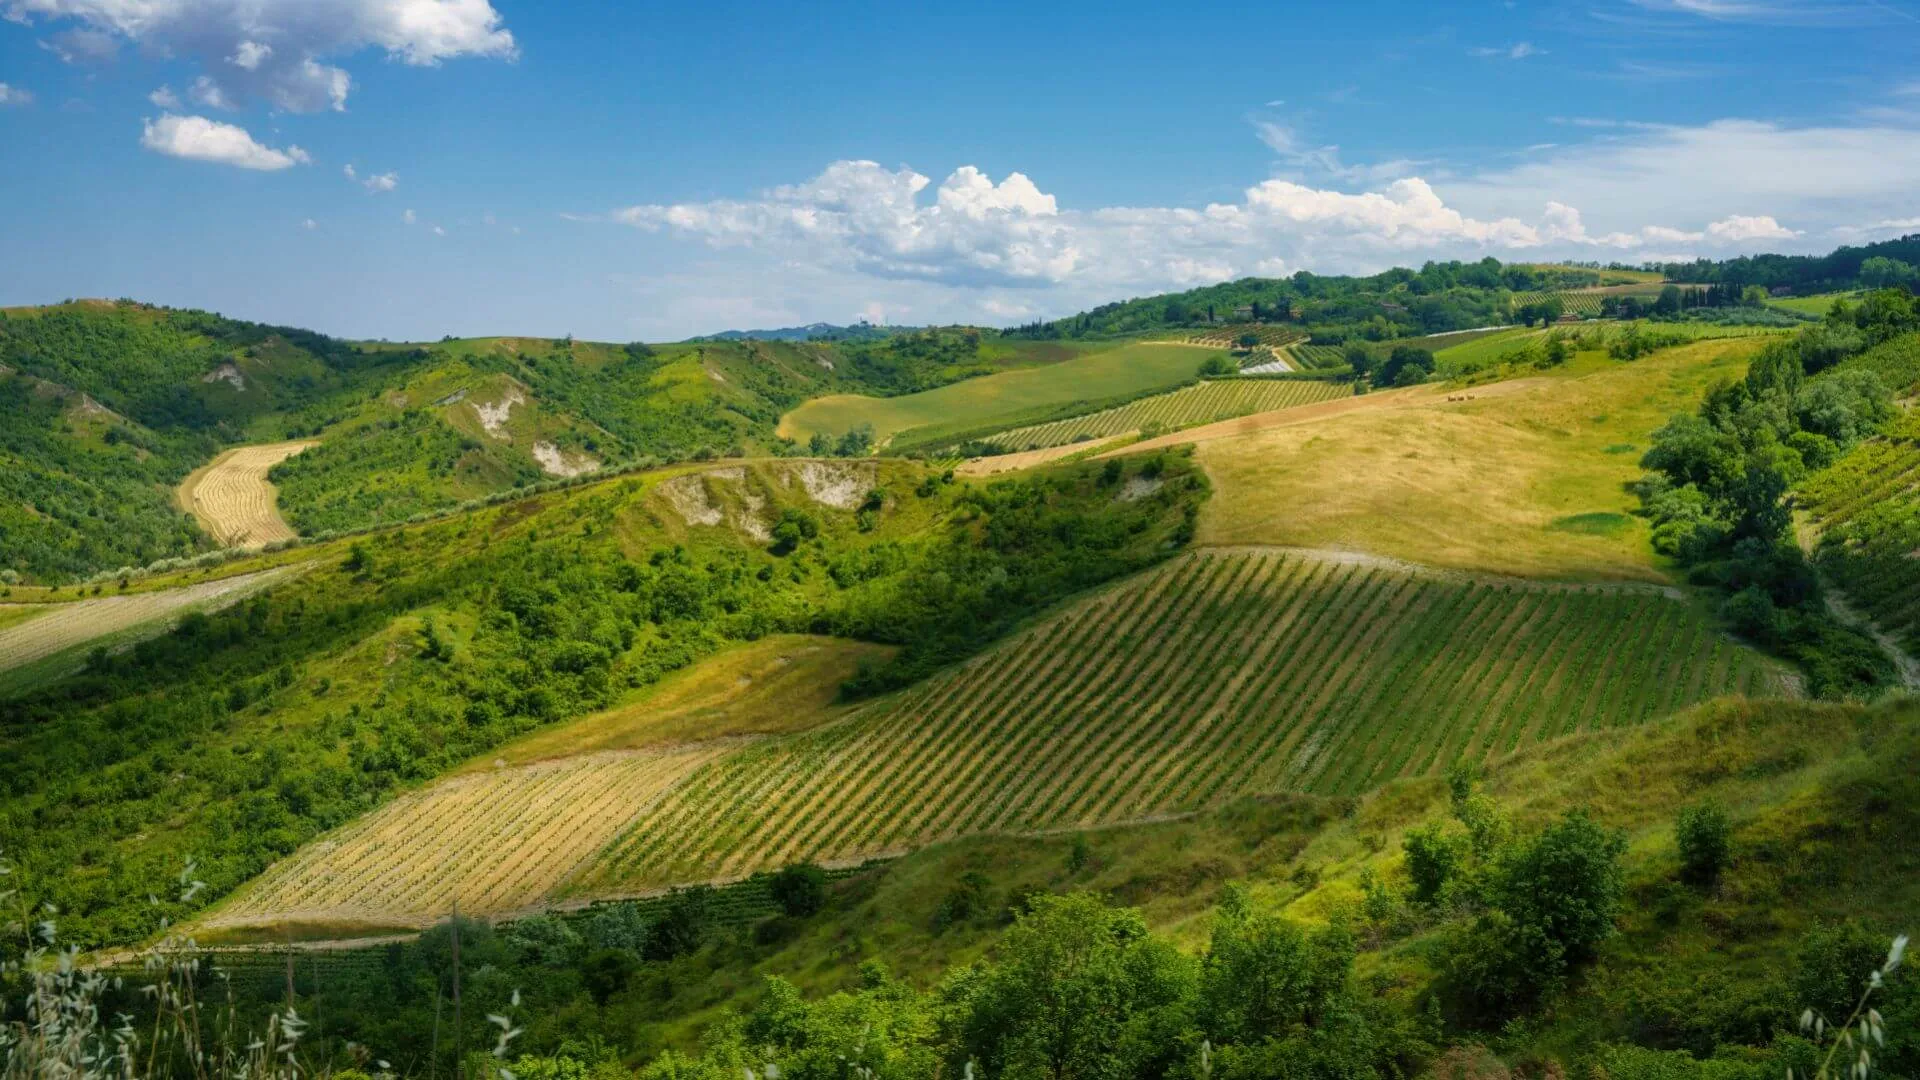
[472,635,896,770]
[177,440,316,547]
[1166,340,1765,581]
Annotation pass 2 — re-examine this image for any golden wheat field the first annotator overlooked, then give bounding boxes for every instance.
[177,440,316,546]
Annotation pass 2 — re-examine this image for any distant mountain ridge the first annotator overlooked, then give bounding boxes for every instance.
[691,320,922,343]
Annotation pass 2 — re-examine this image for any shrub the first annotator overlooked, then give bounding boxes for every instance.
[1676,801,1733,886]
[1403,823,1467,905]
[768,862,829,918]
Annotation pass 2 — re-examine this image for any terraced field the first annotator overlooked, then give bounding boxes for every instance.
[1801,410,1920,652]
[206,744,733,931]
[178,440,316,546]
[572,548,1781,894]
[983,379,1348,451]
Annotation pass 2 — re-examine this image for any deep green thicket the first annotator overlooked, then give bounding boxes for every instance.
[1634,290,1916,697]
[0,455,1203,947]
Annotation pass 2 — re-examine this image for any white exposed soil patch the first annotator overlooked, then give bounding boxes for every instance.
[659,475,723,526]
[795,461,874,509]
[73,394,118,420]
[474,387,525,441]
[435,388,469,407]
[705,466,746,481]
[201,362,246,390]
[1119,476,1163,501]
[532,441,600,478]
[706,366,727,383]
[735,489,772,542]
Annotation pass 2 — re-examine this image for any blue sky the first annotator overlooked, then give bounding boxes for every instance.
[1,0,1916,341]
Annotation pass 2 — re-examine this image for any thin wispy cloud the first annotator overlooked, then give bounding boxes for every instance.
[1470,41,1540,58]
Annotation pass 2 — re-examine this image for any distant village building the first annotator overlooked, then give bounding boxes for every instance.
[1233,305,1254,320]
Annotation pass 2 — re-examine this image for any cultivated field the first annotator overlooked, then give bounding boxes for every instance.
[205,744,734,930]
[178,440,316,546]
[777,342,1219,449]
[1800,410,1920,653]
[982,379,1349,451]
[0,567,293,684]
[1512,282,1670,316]
[1188,338,1772,579]
[569,548,1780,894]
[1183,325,1308,349]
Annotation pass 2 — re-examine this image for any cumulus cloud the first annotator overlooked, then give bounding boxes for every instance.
[139,113,310,170]
[148,85,180,108]
[403,208,417,225]
[3,0,515,112]
[615,161,1080,287]
[1706,214,1799,241]
[0,82,32,105]
[187,74,235,110]
[301,217,317,230]
[345,163,398,192]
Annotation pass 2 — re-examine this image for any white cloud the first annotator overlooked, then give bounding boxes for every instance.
[229,40,271,70]
[139,113,310,170]
[301,217,317,230]
[147,84,180,108]
[0,82,32,105]
[1471,41,1539,58]
[616,160,1080,287]
[431,224,445,236]
[3,0,515,112]
[39,26,115,62]
[1706,214,1798,241]
[345,163,398,192]
[403,208,417,225]
[1627,0,1903,24]
[187,74,234,110]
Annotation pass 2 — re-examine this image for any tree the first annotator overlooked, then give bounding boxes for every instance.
[769,862,829,918]
[1859,255,1919,289]
[1496,808,1628,964]
[951,893,1195,1080]
[1200,888,1356,1045]
[1656,285,1684,316]
[1237,333,1261,349]
[1343,342,1374,378]
[582,948,638,1007]
[1675,801,1731,886]
[643,886,714,961]
[1402,824,1467,904]
[769,508,819,556]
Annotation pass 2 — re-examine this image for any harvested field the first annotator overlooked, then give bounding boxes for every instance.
[178,440,316,546]
[571,548,1782,894]
[0,567,294,681]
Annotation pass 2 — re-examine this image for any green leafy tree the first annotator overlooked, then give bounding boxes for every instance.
[769,862,830,918]
[1675,801,1732,886]
[1403,823,1468,905]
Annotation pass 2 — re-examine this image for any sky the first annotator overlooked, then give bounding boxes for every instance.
[1,0,1917,342]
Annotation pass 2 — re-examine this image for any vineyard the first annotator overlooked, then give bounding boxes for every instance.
[177,440,317,547]
[1800,410,1920,652]
[569,549,1781,895]
[1512,283,1669,317]
[205,745,732,930]
[0,567,294,685]
[1184,325,1309,349]
[981,380,1349,451]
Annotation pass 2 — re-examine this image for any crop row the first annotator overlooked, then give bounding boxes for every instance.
[1185,325,1309,348]
[983,379,1347,451]
[578,550,1778,892]
[213,746,726,925]
[1801,413,1920,651]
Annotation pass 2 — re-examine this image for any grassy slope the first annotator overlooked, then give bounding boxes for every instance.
[1194,337,1770,580]
[777,341,1220,447]
[520,695,1916,1058]
[466,634,897,770]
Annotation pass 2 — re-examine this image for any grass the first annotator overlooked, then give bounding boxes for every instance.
[1767,290,1863,316]
[777,341,1220,448]
[981,378,1348,451]
[464,634,897,771]
[1193,337,1772,580]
